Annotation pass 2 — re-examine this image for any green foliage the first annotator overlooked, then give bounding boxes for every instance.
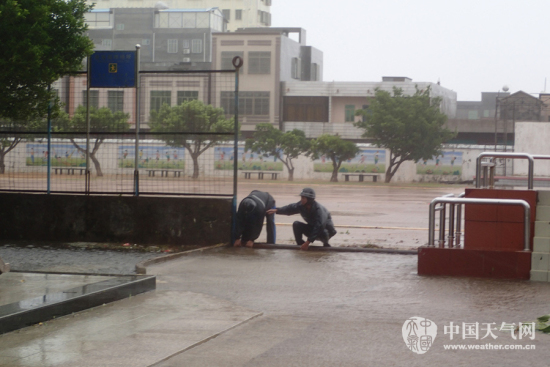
[354,87,455,182]
[53,106,130,176]
[536,314,550,333]
[0,117,48,173]
[55,106,130,132]
[149,100,235,178]
[308,134,359,182]
[0,0,94,121]
[245,123,309,180]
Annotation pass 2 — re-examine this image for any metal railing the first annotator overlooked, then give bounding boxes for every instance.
[476,152,535,189]
[428,195,531,251]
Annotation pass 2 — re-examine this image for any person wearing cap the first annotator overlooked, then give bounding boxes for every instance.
[234,190,276,248]
[267,188,336,251]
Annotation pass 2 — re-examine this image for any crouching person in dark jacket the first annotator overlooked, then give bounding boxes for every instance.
[234,190,276,248]
[267,188,336,251]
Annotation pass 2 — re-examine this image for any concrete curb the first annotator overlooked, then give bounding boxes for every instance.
[252,243,418,255]
[135,244,227,274]
[0,256,9,274]
[136,243,418,274]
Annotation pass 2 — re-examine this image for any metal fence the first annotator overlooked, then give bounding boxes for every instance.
[0,69,240,197]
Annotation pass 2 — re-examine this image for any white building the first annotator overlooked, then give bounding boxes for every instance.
[282,77,457,139]
[85,0,271,31]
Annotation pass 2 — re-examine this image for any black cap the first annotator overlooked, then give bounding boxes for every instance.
[299,188,316,199]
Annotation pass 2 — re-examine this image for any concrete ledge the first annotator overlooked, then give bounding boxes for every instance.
[252,243,418,255]
[135,244,227,274]
[0,273,156,334]
[0,256,9,274]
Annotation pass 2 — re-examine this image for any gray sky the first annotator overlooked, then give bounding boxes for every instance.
[271,0,550,101]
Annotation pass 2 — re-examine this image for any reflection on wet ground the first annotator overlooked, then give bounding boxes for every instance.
[0,244,155,274]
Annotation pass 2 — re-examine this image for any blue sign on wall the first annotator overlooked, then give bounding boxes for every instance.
[89,51,136,88]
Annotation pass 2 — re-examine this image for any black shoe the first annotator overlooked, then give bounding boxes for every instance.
[323,243,331,247]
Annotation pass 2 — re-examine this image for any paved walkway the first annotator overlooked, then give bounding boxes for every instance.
[2,247,550,366]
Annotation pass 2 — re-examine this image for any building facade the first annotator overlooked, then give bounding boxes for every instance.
[213,27,323,133]
[85,0,271,31]
[281,78,457,140]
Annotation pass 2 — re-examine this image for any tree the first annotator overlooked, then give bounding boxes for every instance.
[54,106,130,176]
[308,134,359,182]
[149,100,235,179]
[355,87,455,183]
[245,124,310,181]
[0,118,46,174]
[0,0,94,121]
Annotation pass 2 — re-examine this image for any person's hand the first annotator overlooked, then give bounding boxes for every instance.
[300,241,310,251]
[245,240,254,248]
[234,239,241,247]
[266,208,277,215]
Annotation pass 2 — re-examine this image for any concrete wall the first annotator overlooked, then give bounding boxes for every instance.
[0,193,231,246]
[515,122,550,176]
[5,141,485,183]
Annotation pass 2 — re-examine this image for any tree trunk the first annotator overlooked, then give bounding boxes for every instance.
[0,153,4,174]
[384,165,394,183]
[287,167,294,181]
[191,153,200,179]
[330,167,339,182]
[91,154,103,177]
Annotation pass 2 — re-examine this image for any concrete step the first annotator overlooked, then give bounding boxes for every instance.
[538,191,550,205]
[536,205,550,221]
[534,237,550,253]
[530,270,549,282]
[532,252,550,271]
[535,221,550,238]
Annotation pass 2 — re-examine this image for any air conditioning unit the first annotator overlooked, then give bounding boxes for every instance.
[183,49,190,54]
[182,57,191,63]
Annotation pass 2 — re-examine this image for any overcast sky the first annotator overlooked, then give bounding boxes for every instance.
[271,0,550,101]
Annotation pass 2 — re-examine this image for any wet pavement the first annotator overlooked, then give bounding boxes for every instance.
[2,246,550,366]
[3,182,549,365]
[238,182,466,249]
[0,245,157,275]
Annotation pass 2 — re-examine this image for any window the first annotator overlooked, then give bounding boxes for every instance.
[345,105,355,122]
[142,39,150,45]
[221,92,269,116]
[248,52,271,74]
[108,91,124,113]
[311,63,318,81]
[84,11,111,28]
[101,39,112,49]
[191,39,202,53]
[468,110,479,119]
[150,91,171,112]
[82,90,99,109]
[182,40,190,49]
[116,23,124,30]
[291,57,301,79]
[221,51,244,73]
[168,39,178,53]
[222,9,230,21]
[235,9,242,20]
[177,91,198,104]
[361,104,369,122]
[283,96,329,122]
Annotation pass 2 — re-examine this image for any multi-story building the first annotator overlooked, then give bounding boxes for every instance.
[58,15,323,132]
[446,91,547,146]
[213,27,323,133]
[281,77,457,140]
[84,0,271,31]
